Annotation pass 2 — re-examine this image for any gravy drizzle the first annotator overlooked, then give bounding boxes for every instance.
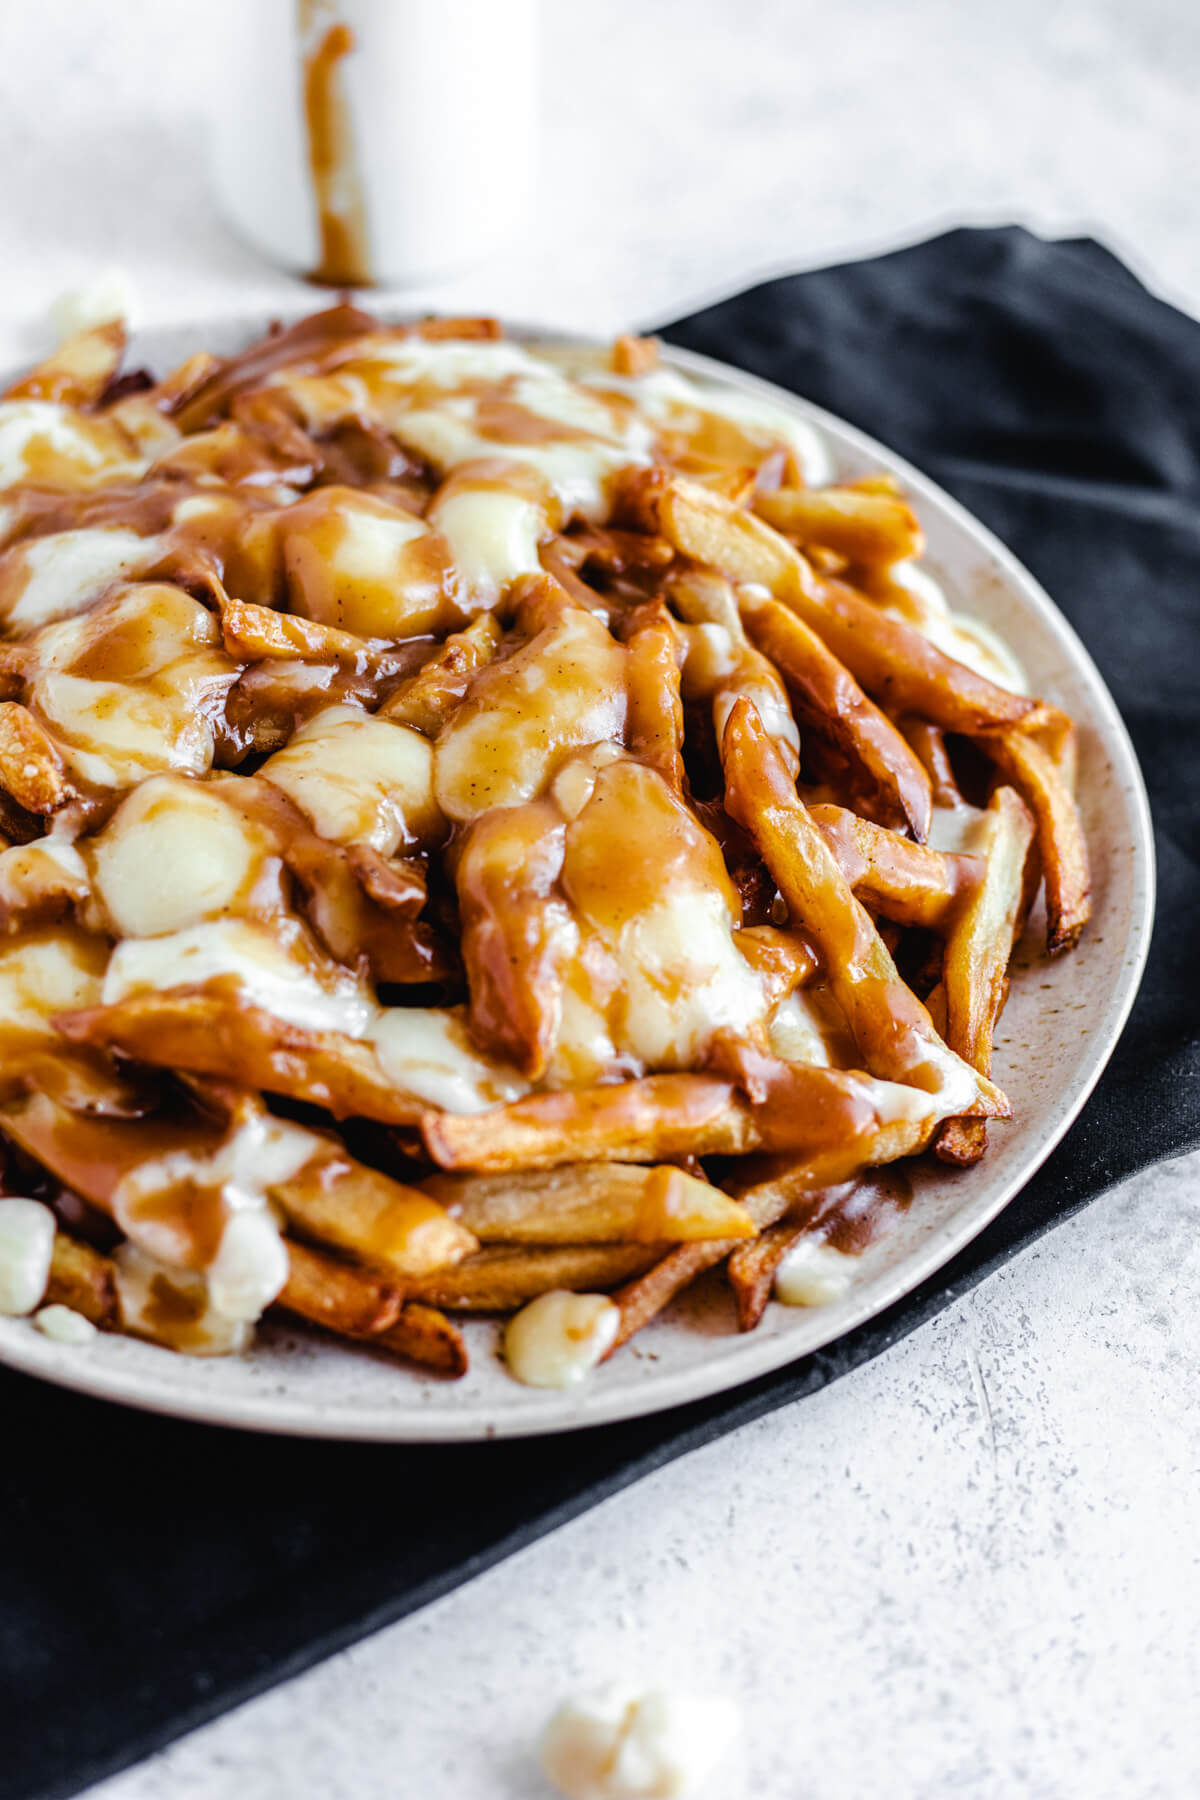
[299,1,373,288]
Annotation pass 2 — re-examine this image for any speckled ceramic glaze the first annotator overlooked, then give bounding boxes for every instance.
[0,320,1155,1440]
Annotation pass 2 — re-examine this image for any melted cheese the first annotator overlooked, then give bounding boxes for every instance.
[435,608,627,822]
[281,488,460,640]
[262,704,443,852]
[90,773,281,938]
[0,927,106,1041]
[774,1237,858,1307]
[0,1198,56,1316]
[103,916,376,1037]
[371,1008,530,1113]
[34,1302,97,1343]
[0,402,144,493]
[884,561,1028,694]
[0,528,155,631]
[427,483,545,601]
[503,1289,620,1389]
[114,1242,253,1355]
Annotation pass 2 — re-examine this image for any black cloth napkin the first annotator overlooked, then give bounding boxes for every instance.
[2,227,1196,1800]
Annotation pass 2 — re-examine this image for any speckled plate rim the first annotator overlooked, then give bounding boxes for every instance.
[0,316,1155,1440]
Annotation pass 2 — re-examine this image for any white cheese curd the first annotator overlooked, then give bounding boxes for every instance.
[0,403,113,491]
[113,1242,253,1356]
[0,929,104,1036]
[205,1209,291,1324]
[91,774,276,938]
[50,269,138,340]
[0,1198,56,1316]
[0,527,154,630]
[371,1009,530,1114]
[774,1237,858,1307]
[767,988,856,1068]
[33,1304,96,1344]
[261,705,443,853]
[926,800,988,855]
[504,1291,620,1390]
[613,888,767,1070]
[426,484,544,601]
[102,917,377,1038]
[540,1685,742,1800]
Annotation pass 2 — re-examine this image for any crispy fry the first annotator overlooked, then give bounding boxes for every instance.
[400,1242,659,1310]
[422,1161,754,1244]
[423,1063,940,1178]
[218,594,385,667]
[726,1218,810,1332]
[625,600,686,789]
[934,785,1036,1164]
[380,613,504,732]
[54,984,429,1126]
[611,334,660,376]
[980,726,1090,953]
[606,1175,792,1351]
[901,718,965,806]
[277,1238,467,1373]
[274,1157,476,1279]
[5,322,125,406]
[741,591,932,837]
[721,696,1006,1114]
[808,803,975,930]
[44,1231,120,1328]
[622,471,1033,733]
[0,703,70,814]
[756,484,924,566]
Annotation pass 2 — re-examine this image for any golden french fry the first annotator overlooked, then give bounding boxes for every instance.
[606,1173,793,1352]
[622,472,1032,733]
[54,985,428,1126]
[44,1232,120,1328]
[218,594,385,666]
[741,591,932,838]
[720,696,1007,1115]
[980,726,1090,953]
[4,321,125,406]
[901,718,965,806]
[421,1161,755,1244]
[624,600,686,790]
[0,703,70,814]
[400,1242,660,1311]
[808,803,975,931]
[756,485,924,566]
[934,785,1036,1165]
[611,334,660,376]
[277,1238,468,1374]
[380,613,504,732]
[726,1218,811,1332]
[275,1157,475,1279]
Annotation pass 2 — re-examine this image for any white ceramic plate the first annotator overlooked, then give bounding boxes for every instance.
[0,318,1155,1440]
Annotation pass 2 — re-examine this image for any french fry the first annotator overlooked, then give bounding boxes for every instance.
[44,1231,120,1328]
[380,613,503,732]
[624,600,686,790]
[755,484,924,566]
[622,472,1033,733]
[276,1238,467,1374]
[1,1087,475,1281]
[808,803,975,930]
[720,696,1007,1115]
[606,1174,792,1351]
[934,785,1036,1164]
[422,1161,755,1244]
[726,1218,810,1332]
[55,985,429,1126]
[274,1157,476,1279]
[980,725,1090,953]
[0,703,70,814]
[400,1242,660,1310]
[423,1063,940,1177]
[740,591,932,837]
[901,718,965,806]
[4,321,125,406]
[611,334,660,376]
[218,594,386,667]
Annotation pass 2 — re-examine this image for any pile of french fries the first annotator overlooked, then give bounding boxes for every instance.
[0,309,1089,1385]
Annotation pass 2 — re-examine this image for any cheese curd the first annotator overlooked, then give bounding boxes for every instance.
[540,1685,742,1799]
[0,1198,57,1316]
[504,1291,620,1389]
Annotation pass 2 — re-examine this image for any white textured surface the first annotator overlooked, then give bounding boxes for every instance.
[0,0,1195,1794]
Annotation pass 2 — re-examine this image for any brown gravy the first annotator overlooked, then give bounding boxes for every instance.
[299,3,373,289]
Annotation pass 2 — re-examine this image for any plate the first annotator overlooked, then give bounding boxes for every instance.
[0,317,1155,1440]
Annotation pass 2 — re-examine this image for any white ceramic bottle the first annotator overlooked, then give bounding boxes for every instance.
[211,0,539,288]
